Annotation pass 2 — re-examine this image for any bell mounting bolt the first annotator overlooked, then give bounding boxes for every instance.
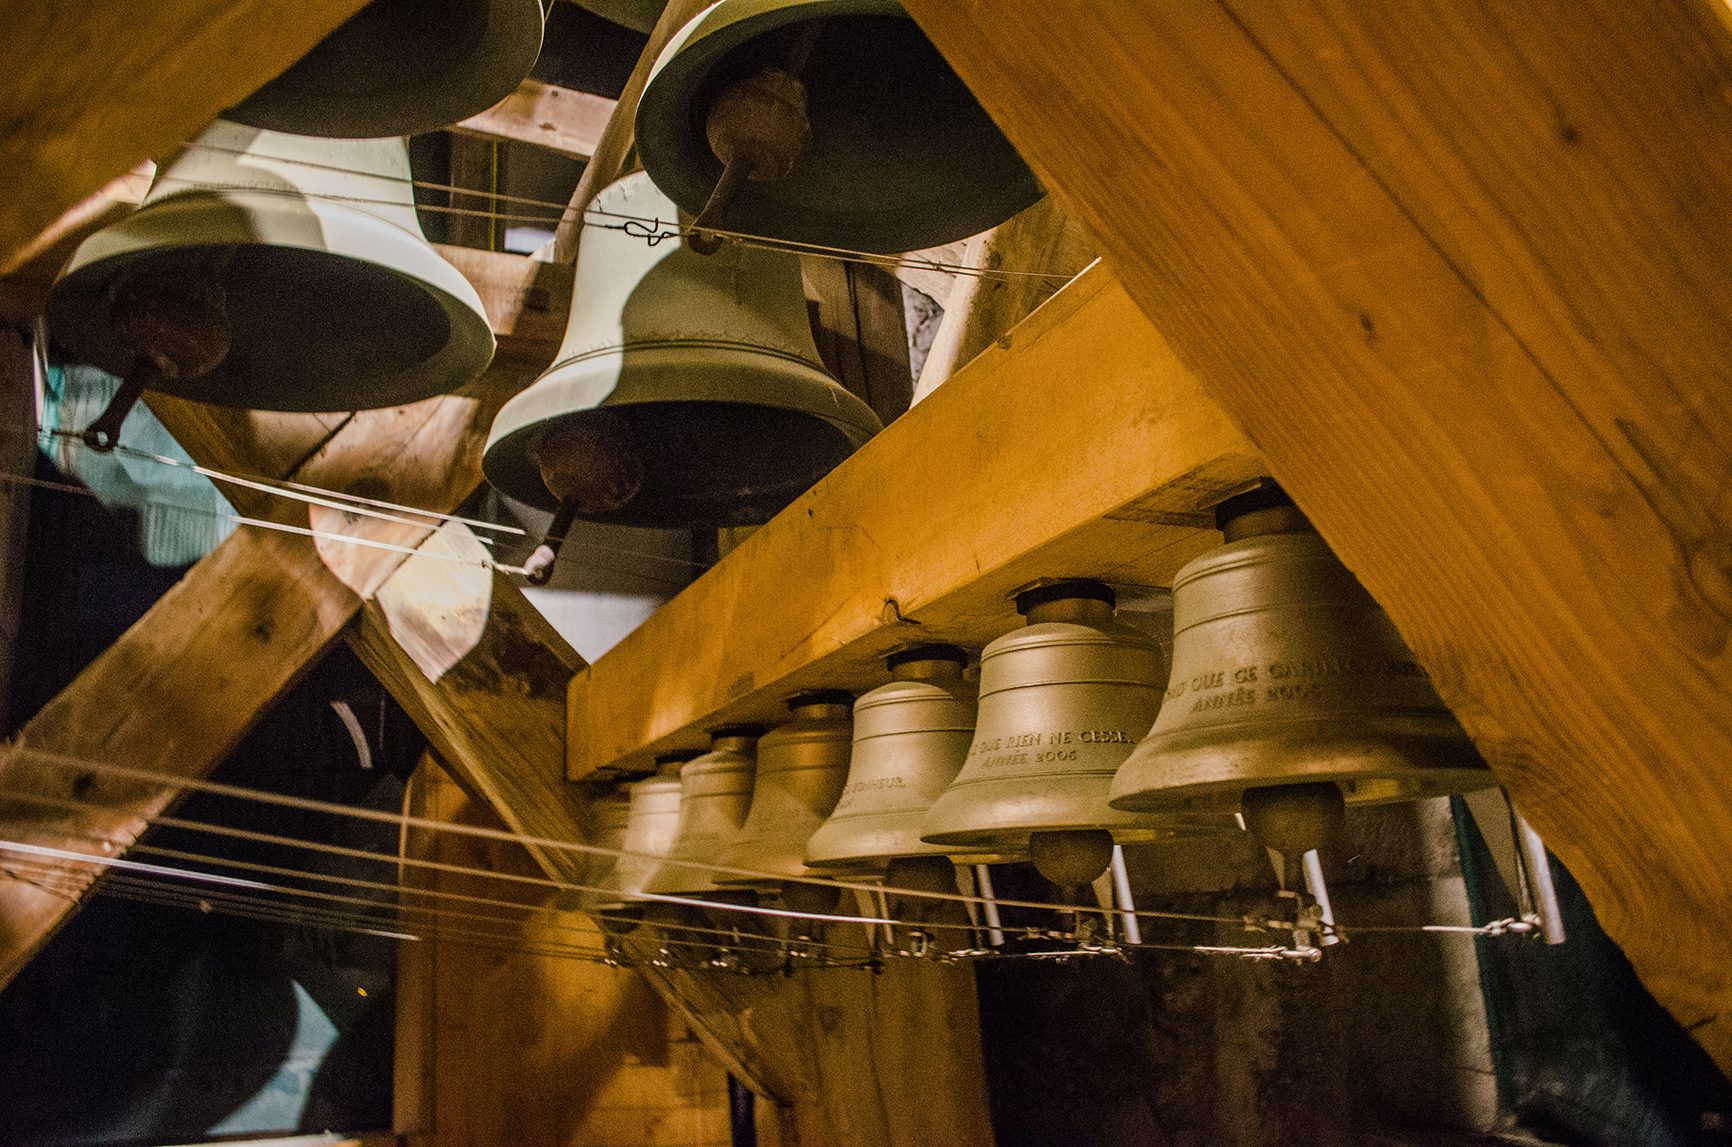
[80,274,230,452]
[688,20,825,254]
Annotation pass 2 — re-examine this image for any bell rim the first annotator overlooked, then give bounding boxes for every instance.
[1108,715,1498,814]
[47,195,495,411]
[223,0,548,138]
[636,0,1044,253]
[806,808,1003,869]
[482,343,880,515]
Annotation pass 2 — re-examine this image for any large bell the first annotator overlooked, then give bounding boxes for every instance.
[226,0,547,138]
[920,580,1220,886]
[46,120,495,435]
[482,171,880,536]
[636,0,1043,254]
[804,644,986,875]
[575,787,632,912]
[1109,486,1497,832]
[593,753,695,913]
[714,692,853,893]
[644,727,763,897]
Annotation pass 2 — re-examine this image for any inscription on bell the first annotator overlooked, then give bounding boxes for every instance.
[1167,656,1427,702]
[970,728,1135,768]
[842,775,907,798]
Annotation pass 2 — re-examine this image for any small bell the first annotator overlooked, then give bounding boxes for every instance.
[47,120,495,447]
[921,580,1226,889]
[482,171,879,578]
[714,692,853,903]
[226,0,548,138]
[805,644,998,875]
[591,753,697,924]
[1109,485,1498,931]
[636,0,1043,254]
[644,727,764,897]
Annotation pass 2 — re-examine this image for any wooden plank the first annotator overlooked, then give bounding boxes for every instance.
[444,135,500,252]
[431,246,571,368]
[804,257,915,427]
[453,78,615,162]
[567,262,1264,777]
[898,0,1732,1069]
[397,759,740,1147]
[0,1,369,272]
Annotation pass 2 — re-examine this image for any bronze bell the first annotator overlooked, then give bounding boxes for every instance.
[644,727,763,897]
[636,0,1043,254]
[482,171,879,570]
[920,580,1222,886]
[1108,485,1497,845]
[714,692,853,891]
[805,644,988,875]
[46,120,495,447]
[594,753,697,913]
[226,0,547,138]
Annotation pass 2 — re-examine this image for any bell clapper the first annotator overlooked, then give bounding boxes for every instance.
[1242,782,1347,950]
[1514,809,1567,945]
[81,268,232,452]
[523,411,645,584]
[687,21,826,254]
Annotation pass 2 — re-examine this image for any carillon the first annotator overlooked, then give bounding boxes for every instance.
[921,580,1225,889]
[1110,485,1498,913]
[636,0,1043,253]
[482,171,879,581]
[226,0,548,138]
[46,120,495,447]
[645,727,763,898]
[805,644,985,875]
[715,691,853,912]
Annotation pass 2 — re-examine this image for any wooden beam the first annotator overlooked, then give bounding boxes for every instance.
[804,257,915,427]
[453,78,615,162]
[0,365,536,988]
[0,524,356,985]
[0,1,369,272]
[899,0,1732,1069]
[568,262,1263,777]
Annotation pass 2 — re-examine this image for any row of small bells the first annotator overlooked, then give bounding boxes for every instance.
[582,485,1504,969]
[43,0,1039,567]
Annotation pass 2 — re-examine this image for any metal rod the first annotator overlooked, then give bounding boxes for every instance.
[1515,812,1567,945]
[1301,849,1339,946]
[1109,844,1142,945]
[973,863,1006,947]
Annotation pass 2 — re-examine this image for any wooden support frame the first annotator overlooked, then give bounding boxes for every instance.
[567,262,1264,777]
[900,0,1732,1070]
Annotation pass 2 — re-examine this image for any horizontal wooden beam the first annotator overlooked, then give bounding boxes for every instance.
[453,78,615,161]
[0,1,368,273]
[567,262,1264,777]
[901,0,1732,1070]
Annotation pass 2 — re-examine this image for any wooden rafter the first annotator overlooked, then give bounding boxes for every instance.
[902,0,1732,1070]
[0,1,370,272]
[453,78,615,162]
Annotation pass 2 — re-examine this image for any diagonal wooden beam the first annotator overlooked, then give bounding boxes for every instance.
[453,78,616,162]
[0,1,369,272]
[901,0,1732,1070]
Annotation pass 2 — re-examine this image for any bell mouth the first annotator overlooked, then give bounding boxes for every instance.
[225,0,546,138]
[1107,714,1498,815]
[805,808,1008,871]
[638,4,1042,253]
